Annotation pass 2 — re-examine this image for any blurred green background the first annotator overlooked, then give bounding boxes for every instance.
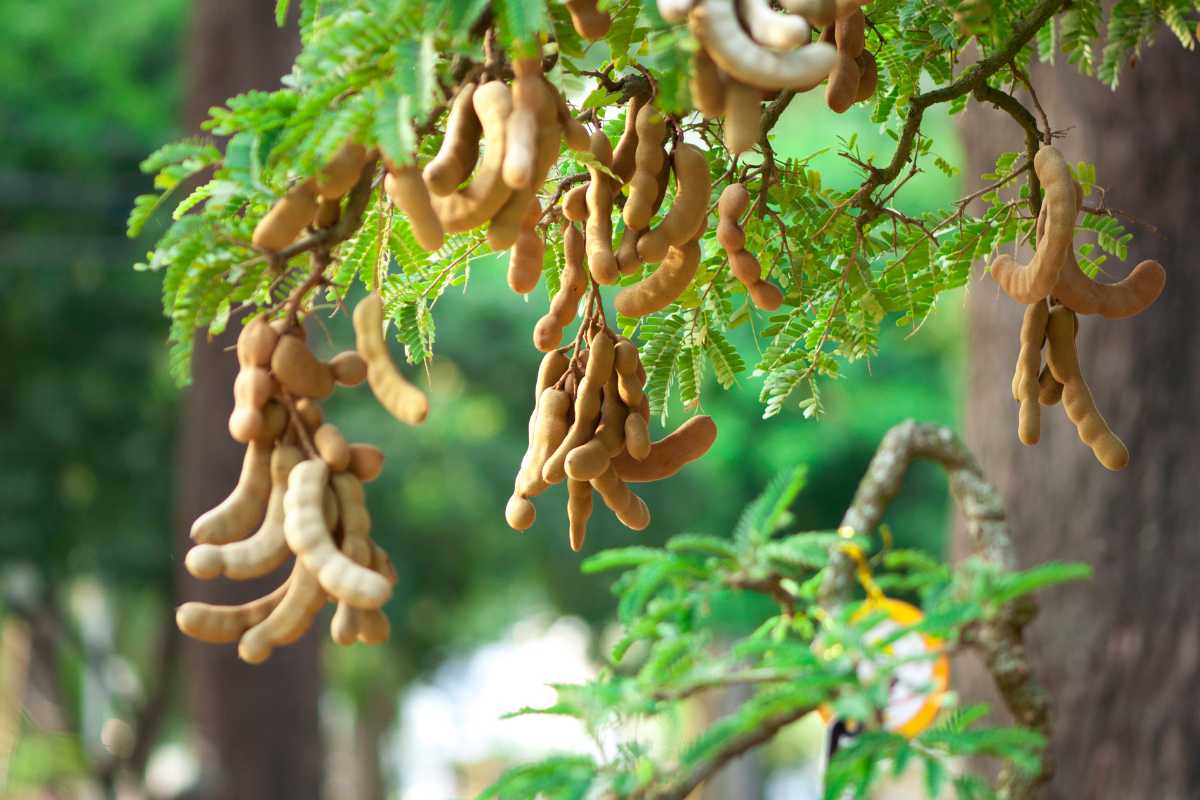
[0,3,964,798]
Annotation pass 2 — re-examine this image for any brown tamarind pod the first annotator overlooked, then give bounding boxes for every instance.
[624,412,651,461]
[272,334,335,400]
[295,398,323,431]
[517,388,572,498]
[506,494,538,531]
[269,318,304,340]
[637,144,711,263]
[544,332,616,484]
[316,142,369,200]
[717,183,750,251]
[385,166,446,251]
[585,130,620,285]
[563,185,590,222]
[237,563,327,663]
[590,466,650,530]
[314,423,351,471]
[595,374,629,456]
[565,0,611,39]
[612,415,717,482]
[854,51,878,103]
[191,440,272,544]
[503,58,545,190]
[353,292,430,425]
[508,197,546,295]
[424,83,483,196]
[356,607,391,646]
[550,81,591,153]
[835,9,866,57]
[253,179,319,253]
[613,338,645,409]
[256,401,289,445]
[1052,250,1166,320]
[723,78,763,155]
[237,317,280,368]
[691,48,728,120]
[176,581,290,644]
[328,472,375,645]
[1013,300,1050,446]
[229,366,275,444]
[826,52,861,113]
[490,84,561,252]
[615,226,644,276]
[612,95,648,183]
[315,197,341,229]
[1038,365,1064,406]
[347,444,385,482]
[533,223,587,352]
[430,81,514,232]
[329,351,367,387]
[1045,307,1129,471]
[566,438,612,482]
[623,106,668,230]
[615,240,701,318]
[567,479,594,551]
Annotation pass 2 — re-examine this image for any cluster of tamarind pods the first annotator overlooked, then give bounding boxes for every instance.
[990,144,1166,471]
[176,292,428,662]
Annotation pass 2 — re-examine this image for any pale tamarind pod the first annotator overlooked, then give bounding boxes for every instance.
[316,142,369,200]
[424,83,483,196]
[826,51,862,113]
[691,48,727,120]
[272,334,335,400]
[595,374,629,456]
[585,130,620,285]
[237,563,327,663]
[508,197,546,295]
[353,292,430,425]
[567,479,594,551]
[533,223,588,352]
[506,493,538,531]
[855,51,878,103]
[611,95,647,183]
[515,388,572,499]
[237,317,280,368]
[566,438,613,482]
[1013,300,1050,446]
[565,0,611,39]
[613,338,646,408]
[284,459,393,608]
[724,78,764,155]
[625,411,651,460]
[256,401,289,445]
[1038,364,1064,406]
[689,0,838,91]
[835,9,866,57]
[328,351,368,387]
[623,106,668,230]
[295,398,323,431]
[657,0,695,22]
[253,179,319,253]
[778,0,836,26]
[185,444,303,581]
[329,472,374,645]
[738,0,812,50]
[347,444,385,482]
[549,81,592,152]
[191,440,272,544]
[385,166,445,251]
[490,84,562,251]
[503,58,545,190]
[1045,307,1129,471]
[543,332,616,483]
[429,81,514,232]
[990,145,1075,304]
[591,466,651,530]
[562,185,590,222]
[615,240,701,318]
[229,366,275,443]
[612,415,717,481]
[314,423,351,472]
[176,581,290,644]
[1052,250,1166,321]
[637,144,712,263]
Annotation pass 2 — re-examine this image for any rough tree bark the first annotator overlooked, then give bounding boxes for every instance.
[960,38,1200,800]
[175,5,321,799]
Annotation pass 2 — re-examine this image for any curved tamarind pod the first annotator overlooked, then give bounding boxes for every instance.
[537,349,572,398]
[739,0,812,50]
[370,542,398,586]
[284,459,392,608]
[1038,365,1064,406]
[229,366,275,443]
[623,106,668,230]
[612,415,717,481]
[1052,251,1165,320]
[691,48,727,120]
[185,445,303,581]
[424,83,483,196]
[503,58,545,190]
[990,146,1075,303]
[826,52,861,113]
[295,398,323,431]
[272,334,335,400]
[690,0,838,91]
[385,166,445,251]
[596,374,629,456]
[353,292,430,425]
[616,226,645,276]
[191,440,272,544]
[637,144,711,262]
[237,318,280,368]
[717,183,750,250]
[491,85,561,251]
[176,581,290,644]
[347,444,385,482]
[317,143,369,200]
[550,82,591,153]
[508,198,546,294]
[253,179,319,253]
[611,95,647,184]
[835,10,866,57]
[585,130,620,285]
[658,0,695,22]
[533,223,587,351]
[328,351,368,387]
[1045,307,1129,471]
[237,563,327,663]
[563,185,589,222]
[544,333,616,484]
[314,423,351,471]
[613,339,645,408]
[723,78,763,155]
[328,472,374,645]
[591,466,651,530]
[777,0,836,25]
[518,388,572,498]
[566,438,613,482]
[567,479,594,551]
[624,412,651,461]
[615,240,701,318]
[565,0,611,39]
[855,51,878,102]
[430,81,514,232]
[1013,300,1049,446]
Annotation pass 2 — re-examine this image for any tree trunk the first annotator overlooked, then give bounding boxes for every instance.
[176,5,321,799]
[960,38,1200,800]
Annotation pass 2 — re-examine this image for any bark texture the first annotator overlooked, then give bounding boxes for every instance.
[960,38,1200,800]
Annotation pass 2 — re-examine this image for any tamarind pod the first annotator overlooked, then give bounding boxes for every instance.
[563,185,590,222]
[356,608,391,645]
[253,179,319,253]
[651,150,673,217]
[506,493,538,531]
[314,423,351,472]
[614,240,701,318]
[854,51,878,102]
[508,197,546,295]
[657,0,695,22]
[1045,307,1129,471]
[637,392,650,420]
[989,146,1075,304]
[565,0,611,39]
[611,95,647,183]
[494,94,560,252]
[315,197,341,229]
[330,602,360,646]
[191,440,272,544]
[723,78,764,155]
[329,351,368,387]
[689,0,838,91]
[424,83,483,196]
[329,471,375,644]
[623,106,668,230]
[749,281,784,310]
[1038,365,1064,407]
[429,81,514,232]
[738,0,813,50]
[533,223,587,351]
[616,226,645,275]
[835,10,865,57]
[543,333,616,484]
[229,366,275,443]
[550,81,591,153]
[728,249,762,286]
[777,0,836,26]
[323,484,340,533]
[256,401,289,445]
[1013,300,1049,446]
[369,542,398,586]
[316,143,369,200]
[596,374,629,456]
[637,144,712,262]
[691,48,727,120]
[567,479,594,551]
[614,339,646,408]
[237,318,280,368]
[488,187,535,251]
[176,581,290,644]
[518,388,573,497]
[624,411,652,461]
[590,466,651,531]
[284,459,393,608]
[566,438,613,482]
[295,398,323,431]
[585,131,620,285]
[612,415,717,482]
[825,52,861,113]
[272,335,335,400]
[347,444,385,482]
[503,58,545,190]
[237,563,327,663]
[537,349,572,398]
[353,292,430,425]
[269,318,304,341]
[717,183,750,248]
[385,166,445,251]
[1051,252,1166,320]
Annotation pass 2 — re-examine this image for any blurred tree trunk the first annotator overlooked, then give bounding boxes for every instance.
[175,5,321,800]
[959,39,1200,799]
